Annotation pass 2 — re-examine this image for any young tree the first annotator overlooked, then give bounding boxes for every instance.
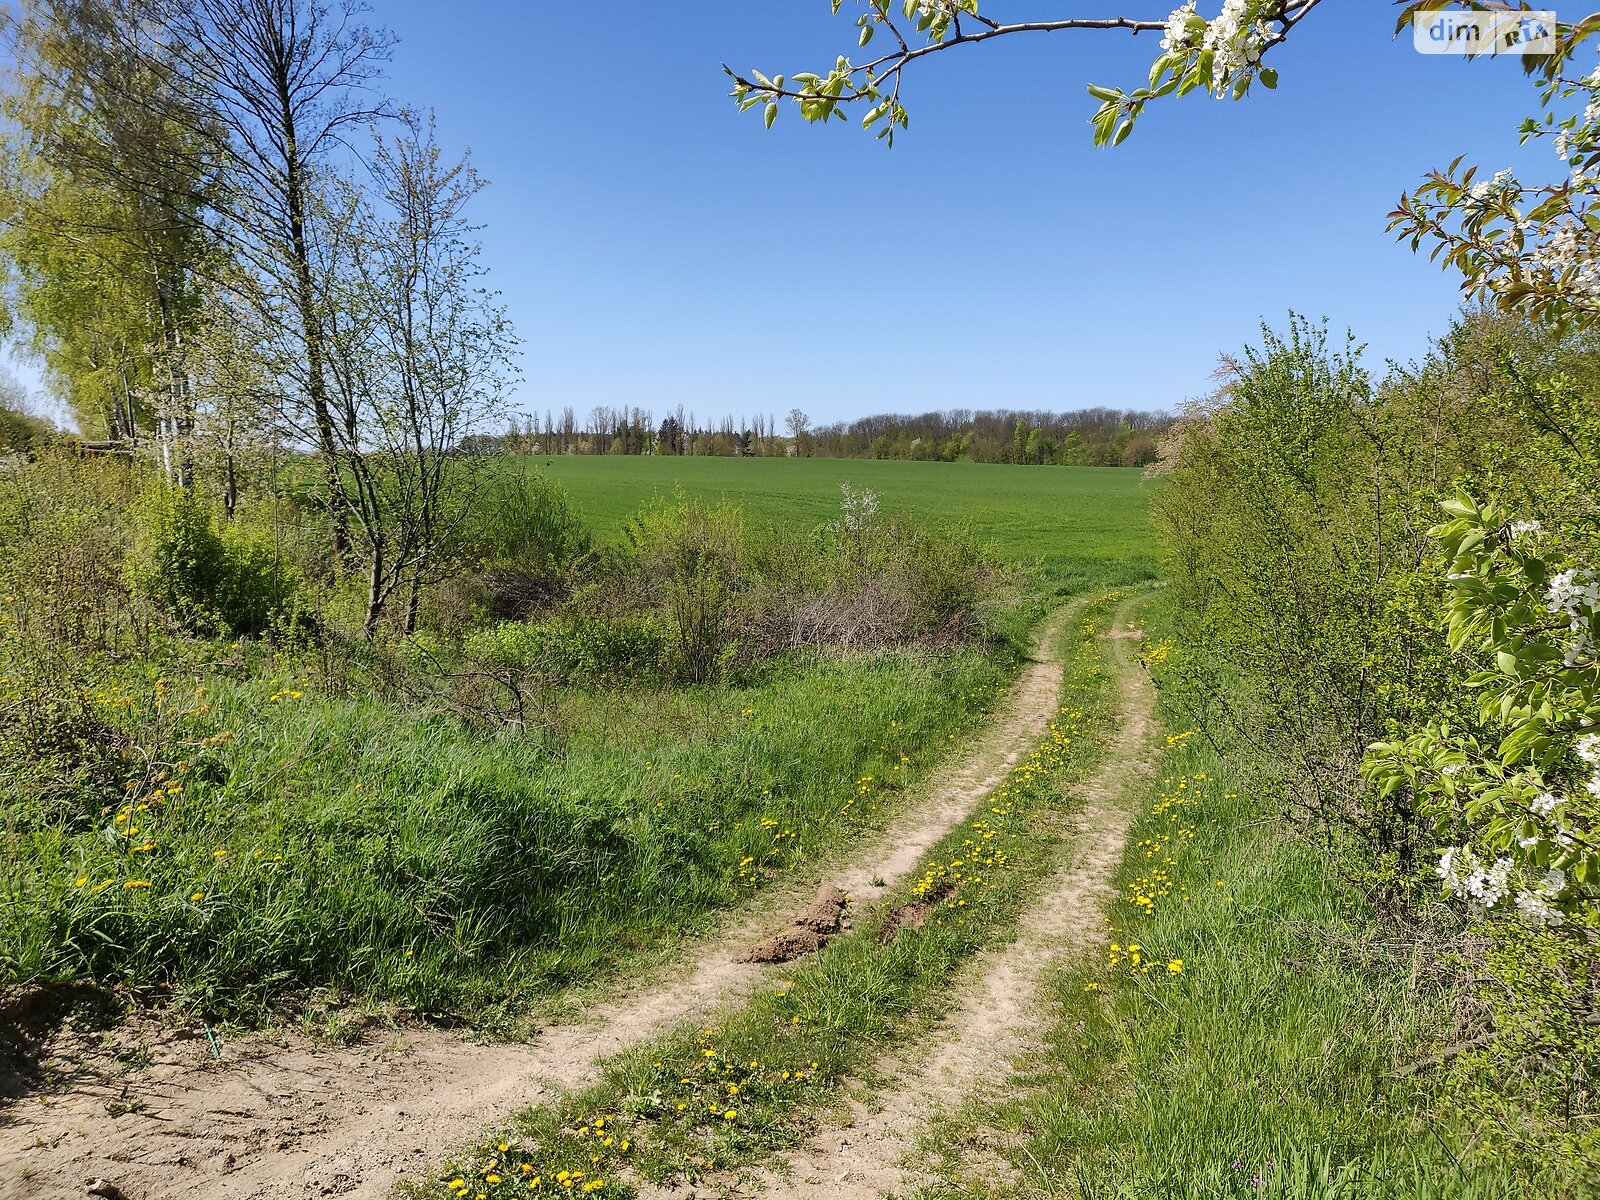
[317,115,517,637]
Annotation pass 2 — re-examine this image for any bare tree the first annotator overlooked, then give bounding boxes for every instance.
[317,115,516,637]
[786,407,811,455]
[166,0,395,558]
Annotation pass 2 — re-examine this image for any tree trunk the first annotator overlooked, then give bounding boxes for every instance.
[280,105,350,563]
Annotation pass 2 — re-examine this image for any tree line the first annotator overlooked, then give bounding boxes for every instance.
[465,404,1170,467]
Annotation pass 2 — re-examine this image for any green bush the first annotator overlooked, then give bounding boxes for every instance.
[620,495,746,682]
[461,471,592,620]
[126,487,296,636]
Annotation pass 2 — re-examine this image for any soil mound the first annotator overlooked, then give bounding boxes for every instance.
[737,884,848,963]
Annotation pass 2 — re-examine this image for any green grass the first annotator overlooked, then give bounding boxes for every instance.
[2,456,1159,1034]
[526,457,1158,600]
[911,616,1551,1200]
[411,592,1129,1200]
[2,644,1012,1025]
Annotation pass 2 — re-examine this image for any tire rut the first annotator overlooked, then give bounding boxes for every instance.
[0,599,1092,1200]
[709,593,1160,1200]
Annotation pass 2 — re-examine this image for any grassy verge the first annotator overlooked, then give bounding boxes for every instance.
[409,592,1129,1200]
[1,640,1011,1027]
[913,658,1547,1198]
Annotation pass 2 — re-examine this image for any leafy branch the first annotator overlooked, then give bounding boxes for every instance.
[726,0,1326,146]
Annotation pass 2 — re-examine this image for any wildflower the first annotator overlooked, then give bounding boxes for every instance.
[723,1109,737,1120]
[190,891,204,901]
[123,880,151,889]
[1167,959,1184,973]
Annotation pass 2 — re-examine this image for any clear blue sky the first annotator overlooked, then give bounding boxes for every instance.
[15,3,1568,428]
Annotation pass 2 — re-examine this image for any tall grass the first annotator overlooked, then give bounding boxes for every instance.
[2,645,1010,1023]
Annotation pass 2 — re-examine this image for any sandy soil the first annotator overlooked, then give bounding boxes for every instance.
[687,594,1161,1200]
[0,601,1085,1200]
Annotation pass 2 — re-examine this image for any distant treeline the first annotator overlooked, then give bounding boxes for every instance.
[808,408,1170,466]
[466,405,1172,467]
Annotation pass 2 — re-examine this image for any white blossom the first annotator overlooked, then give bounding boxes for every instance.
[1544,567,1600,666]
[1577,733,1600,766]
[1515,890,1564,926]
[1438,846,1571,926]
[1161,1,1198,51]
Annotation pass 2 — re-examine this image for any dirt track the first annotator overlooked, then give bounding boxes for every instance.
[693,593,1160,1200]
[0,601,1086,1200]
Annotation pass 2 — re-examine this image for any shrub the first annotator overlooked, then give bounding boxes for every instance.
[126,487,296,636]
[620,496,746,683]
[463,471,591,620]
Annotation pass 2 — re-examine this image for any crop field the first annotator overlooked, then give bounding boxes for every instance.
[528,457,1159,599]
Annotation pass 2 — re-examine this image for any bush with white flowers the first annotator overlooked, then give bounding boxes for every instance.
[1365,493,1600,925]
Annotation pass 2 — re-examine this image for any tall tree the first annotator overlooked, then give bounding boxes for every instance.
[0,0,219,472]
[165,0,395,556]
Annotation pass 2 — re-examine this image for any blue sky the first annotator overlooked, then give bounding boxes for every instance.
[13,3,1571,427]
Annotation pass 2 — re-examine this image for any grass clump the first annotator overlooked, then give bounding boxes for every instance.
[2,644,1012,1023]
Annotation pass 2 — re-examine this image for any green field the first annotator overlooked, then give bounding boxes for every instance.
[528,457,1159,598]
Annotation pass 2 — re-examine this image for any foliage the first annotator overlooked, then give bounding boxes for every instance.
[727,1,1322,146]
[471,471,591,581]
[618,495,745,683]
[1439,919,1600,1179]
[0,0,219,451]
[125,486,295,636]
[0,405,52,453]
[1145,311,1600,1180]
[1391,5,1600,329]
